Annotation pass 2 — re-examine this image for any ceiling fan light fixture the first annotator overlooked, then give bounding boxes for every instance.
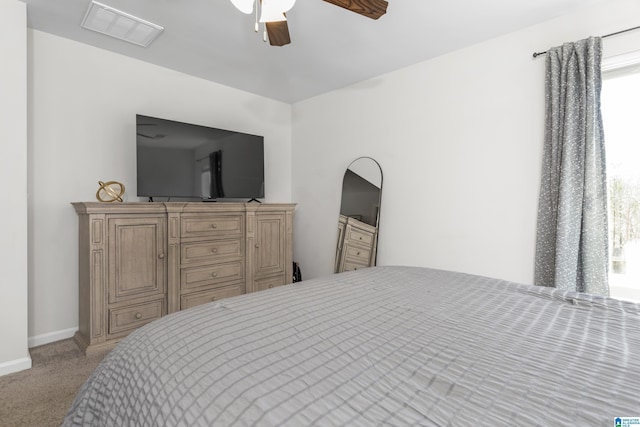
[230,0,254,14]
[231,0,387,47]
[259,0,296,22]
[259,8,286,23]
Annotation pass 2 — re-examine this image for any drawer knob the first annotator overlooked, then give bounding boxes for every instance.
[211,248,218,253]
[211,224,218,229]
[211,296,217,301]
[158,253,165,259]
[357,251,361,255]
[255,244,260,249]
[268,284,274,288]
[211,272,218,277]
[359,237,363,240]
[135,312,142,319]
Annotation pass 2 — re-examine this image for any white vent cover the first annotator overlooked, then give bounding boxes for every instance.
[81,1,164,47]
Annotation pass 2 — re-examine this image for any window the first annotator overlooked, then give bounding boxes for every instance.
[602,54,640,302]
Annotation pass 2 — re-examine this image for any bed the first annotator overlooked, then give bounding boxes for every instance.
[63,266,640,426]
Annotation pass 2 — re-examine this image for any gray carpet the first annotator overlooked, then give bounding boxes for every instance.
[0,339,108,427]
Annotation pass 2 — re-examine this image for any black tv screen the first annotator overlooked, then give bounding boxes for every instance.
[136,115,265,200]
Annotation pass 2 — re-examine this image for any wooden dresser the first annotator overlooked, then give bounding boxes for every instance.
[334,214,377,273]
[72,202,295,353]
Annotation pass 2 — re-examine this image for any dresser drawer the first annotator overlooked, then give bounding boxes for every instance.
[342,260,370,272]
[181,215,243,238]
[181,238,243,265]
[108,299,164,337]
[181,260,244,291]
[347,228,374,246]
[254,274,287,292]
[180,284,244,310]
[344,244,371,263]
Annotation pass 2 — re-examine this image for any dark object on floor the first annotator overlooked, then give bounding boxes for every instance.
[293,261,302,282]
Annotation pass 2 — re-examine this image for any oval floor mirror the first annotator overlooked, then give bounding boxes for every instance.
[334,157,383,273]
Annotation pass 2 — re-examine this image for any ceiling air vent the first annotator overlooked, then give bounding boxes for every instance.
[81,1,164,47]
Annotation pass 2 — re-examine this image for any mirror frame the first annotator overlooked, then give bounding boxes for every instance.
[334,157,383,273]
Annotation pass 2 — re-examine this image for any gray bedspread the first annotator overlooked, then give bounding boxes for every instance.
[63,266,640,426]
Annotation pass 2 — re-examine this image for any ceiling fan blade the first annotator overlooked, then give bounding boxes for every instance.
[323,0,388,19]
[265,21,291,46]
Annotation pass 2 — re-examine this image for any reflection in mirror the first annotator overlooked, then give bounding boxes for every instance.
[334,157,383,273]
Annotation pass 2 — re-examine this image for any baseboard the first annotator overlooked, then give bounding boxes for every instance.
[0,327,78,377]
[28,327,78,348]
[0,356,32,376]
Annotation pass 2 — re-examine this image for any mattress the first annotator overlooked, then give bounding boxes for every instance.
[63,266,640,426]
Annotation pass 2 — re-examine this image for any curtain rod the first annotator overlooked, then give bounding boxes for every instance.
[532,24,640,58]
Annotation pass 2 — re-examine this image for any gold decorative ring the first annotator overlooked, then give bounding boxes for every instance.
[96,181,125,202]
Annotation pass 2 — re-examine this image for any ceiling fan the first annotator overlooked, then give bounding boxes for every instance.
[230,0,388,46]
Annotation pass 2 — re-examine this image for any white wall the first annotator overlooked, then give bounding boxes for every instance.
[28,31,292,343]
[0,0,31,375]
[292,0,640,284]
[19,0,640,354]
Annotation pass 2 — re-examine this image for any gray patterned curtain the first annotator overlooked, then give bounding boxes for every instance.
[535,36,609,296]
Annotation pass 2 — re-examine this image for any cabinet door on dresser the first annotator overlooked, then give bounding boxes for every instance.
[107,216,167,339]
[252,212,291,292]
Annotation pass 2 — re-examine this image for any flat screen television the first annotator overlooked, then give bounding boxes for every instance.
[136,114,265,200]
